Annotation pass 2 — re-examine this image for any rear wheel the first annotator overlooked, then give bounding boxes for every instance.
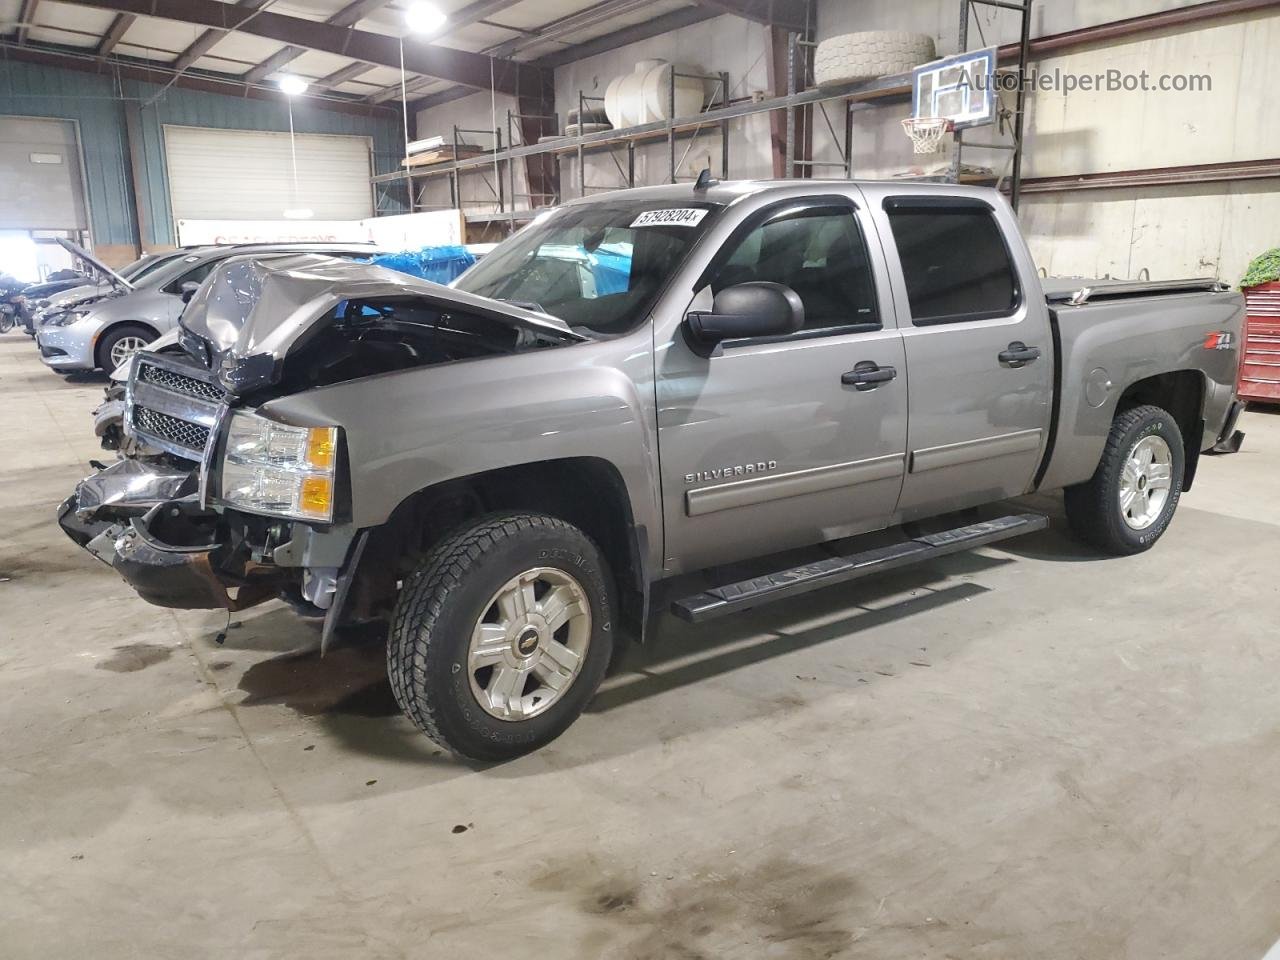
[388,513,616,762]
[1064,404,1184,555]
[96,324,153,372]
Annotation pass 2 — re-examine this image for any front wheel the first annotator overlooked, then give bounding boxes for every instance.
[96,324,153,372]
[388,513,616,762]
[1064,404,1185,555]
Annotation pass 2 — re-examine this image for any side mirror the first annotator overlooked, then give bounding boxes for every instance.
[685,282,804,345]
[180,280,200,304]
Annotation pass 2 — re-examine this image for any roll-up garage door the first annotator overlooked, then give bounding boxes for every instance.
[163,126,373,221]
[0,117,87,230]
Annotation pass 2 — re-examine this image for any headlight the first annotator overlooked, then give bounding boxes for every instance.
[42,310,84,327]
[220,412,340,522]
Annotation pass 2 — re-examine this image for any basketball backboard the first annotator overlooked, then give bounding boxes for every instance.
[911,46,998,129]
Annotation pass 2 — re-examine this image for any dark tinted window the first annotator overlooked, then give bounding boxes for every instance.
[886,205,1017,323]
[713,207,878,332]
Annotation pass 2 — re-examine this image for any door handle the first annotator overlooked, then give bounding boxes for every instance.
[841,361,897,391]
[998,341,1041,367]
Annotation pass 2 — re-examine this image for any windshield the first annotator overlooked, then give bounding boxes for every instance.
[123,252,184,283]
[454,199,722,335]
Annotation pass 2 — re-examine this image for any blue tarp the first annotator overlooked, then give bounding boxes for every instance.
[363,245,476,284]
[589,248,631,296]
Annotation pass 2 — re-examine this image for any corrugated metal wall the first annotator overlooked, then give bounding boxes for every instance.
[0,60,135,248]
[0,58,404,252]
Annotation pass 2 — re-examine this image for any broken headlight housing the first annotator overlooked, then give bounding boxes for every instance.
[219,411,340,522]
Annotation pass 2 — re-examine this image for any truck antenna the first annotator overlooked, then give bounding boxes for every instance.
[694,166,718,191]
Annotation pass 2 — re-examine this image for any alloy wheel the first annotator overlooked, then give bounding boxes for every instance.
[1119,434,1173,530]
[466,566,592,721]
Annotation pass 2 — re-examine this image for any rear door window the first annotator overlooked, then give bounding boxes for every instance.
[885,203,1018,324]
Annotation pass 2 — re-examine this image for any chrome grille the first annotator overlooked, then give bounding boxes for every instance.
[126,354,224,462]
[138,363,224,403]
[133,406,211,453]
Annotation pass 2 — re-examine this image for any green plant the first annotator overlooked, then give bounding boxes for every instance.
[1240,248,1280,289]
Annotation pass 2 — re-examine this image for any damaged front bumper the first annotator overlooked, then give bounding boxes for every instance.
[58,459,279,610]
[59,459,364,648]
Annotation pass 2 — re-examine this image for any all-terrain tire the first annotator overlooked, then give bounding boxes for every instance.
[813,32,937,86]
[1064,405,1185,556]
[387,512,616,762]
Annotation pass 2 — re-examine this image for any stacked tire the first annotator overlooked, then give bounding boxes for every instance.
[813,32,937,86]
[565,107,611,137]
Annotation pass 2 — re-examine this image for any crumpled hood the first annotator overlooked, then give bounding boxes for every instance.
[179,254,580,393]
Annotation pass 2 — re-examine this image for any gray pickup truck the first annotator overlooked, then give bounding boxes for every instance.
[59,180,1246,761]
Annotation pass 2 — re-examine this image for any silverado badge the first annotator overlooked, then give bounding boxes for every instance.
[686,461,778,484]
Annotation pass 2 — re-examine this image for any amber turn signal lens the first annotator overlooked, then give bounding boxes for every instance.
[299,475,334,518]
[305,427,337,469]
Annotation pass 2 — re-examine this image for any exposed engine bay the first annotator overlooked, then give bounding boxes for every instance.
[63,255,582,643]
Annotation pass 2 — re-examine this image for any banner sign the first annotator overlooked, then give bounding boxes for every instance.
[176,209,466,250]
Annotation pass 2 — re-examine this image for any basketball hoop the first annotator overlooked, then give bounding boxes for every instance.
[901,117,954,154]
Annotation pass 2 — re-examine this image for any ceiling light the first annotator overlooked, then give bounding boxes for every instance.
[277,75,308,96]
[405,1,447,34]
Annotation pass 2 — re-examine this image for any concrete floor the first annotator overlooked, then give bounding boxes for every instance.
[2,334,1278,960]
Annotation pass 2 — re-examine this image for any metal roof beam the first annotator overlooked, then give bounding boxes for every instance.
[97,12,135,56]
[242,0,394,85]
[171,0,272,74]
[412,0,527,42]
[16,0,41,44]
[407,4,721,113]
[361,0,528,101]
[0,41,395,118]
[313,60,376,92]
[58,0,549,94]
[534,5,720,67]
[692,0,810,32]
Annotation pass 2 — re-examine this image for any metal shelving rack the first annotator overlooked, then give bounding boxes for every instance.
[374,0,1036,229]
[949,0,1033,209]
[373,67,915,229]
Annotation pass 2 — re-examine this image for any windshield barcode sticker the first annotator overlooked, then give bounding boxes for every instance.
[630,208,708,228]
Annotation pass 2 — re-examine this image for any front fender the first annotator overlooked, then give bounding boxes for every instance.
[259,335,661,565]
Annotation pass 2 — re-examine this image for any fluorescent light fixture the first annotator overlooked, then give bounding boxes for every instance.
[405,1,447,34]
[283,208,314,220]
[277,75,308,96]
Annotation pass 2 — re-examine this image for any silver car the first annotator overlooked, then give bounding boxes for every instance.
[36,239,384,372]
[29,249,193,332]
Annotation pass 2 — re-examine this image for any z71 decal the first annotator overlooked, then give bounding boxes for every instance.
[1203,331,1234,350]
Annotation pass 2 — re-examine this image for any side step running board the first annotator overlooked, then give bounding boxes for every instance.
[671,513,1048,623]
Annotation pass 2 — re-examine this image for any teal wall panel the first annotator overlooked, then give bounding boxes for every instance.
[0,59,404,251]
[0,60,135,247]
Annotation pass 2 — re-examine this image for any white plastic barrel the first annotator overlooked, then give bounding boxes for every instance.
[604,60,706,129]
